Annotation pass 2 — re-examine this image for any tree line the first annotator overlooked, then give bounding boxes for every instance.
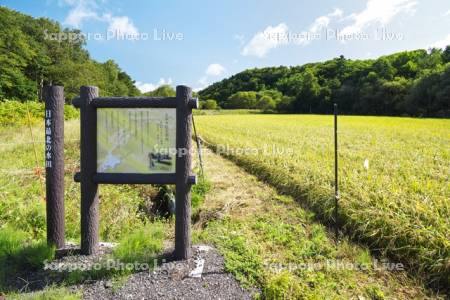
[0,6,140,102]
[2,6,449,117]
[199,48,450,117]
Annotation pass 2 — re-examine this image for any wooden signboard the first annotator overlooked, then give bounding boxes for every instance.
[72,85,197,259]
[96,108,176,174]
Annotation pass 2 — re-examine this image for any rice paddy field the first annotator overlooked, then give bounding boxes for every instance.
[194,114,450,288]
[0,111,448,297]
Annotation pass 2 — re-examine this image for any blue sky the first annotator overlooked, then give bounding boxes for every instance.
[1,0,450,92]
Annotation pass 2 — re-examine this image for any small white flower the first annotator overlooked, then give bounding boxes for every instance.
[363,159,369,170]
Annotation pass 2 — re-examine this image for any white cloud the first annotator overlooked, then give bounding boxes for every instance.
[205,63,226,76]
[299,8,343,45]
[158,78,173,85]
[241,9,343,56]
[63,0,138,35]
[445,10,450,16]
[329,8,344,18]
[135,82,156,93]
[104,14,139,36]
[341,0,417,35]
[309,16,330,34]
[193,63,227,91]
[429,34,450,49]
[64,1,100,27]
[309,8,343,34]
[241,23,289,58]
[135,78,173,93]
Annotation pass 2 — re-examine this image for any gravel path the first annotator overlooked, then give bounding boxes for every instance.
[82,245,252,300]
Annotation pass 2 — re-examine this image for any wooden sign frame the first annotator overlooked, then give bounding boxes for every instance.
[73,85,197,259]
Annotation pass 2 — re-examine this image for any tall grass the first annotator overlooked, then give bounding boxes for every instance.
[0,120,156,242]
[195,114,450,289]
[0,100,79,126]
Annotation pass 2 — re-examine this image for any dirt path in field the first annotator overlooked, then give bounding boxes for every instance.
[194,149,444,299]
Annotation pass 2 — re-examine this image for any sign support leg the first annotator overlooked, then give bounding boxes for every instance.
[44,85,65,249]
[175,85,193,260]
[80,86,99,255]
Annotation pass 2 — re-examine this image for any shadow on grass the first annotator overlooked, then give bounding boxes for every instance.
[0,223,168,295]
[0,226,55,293]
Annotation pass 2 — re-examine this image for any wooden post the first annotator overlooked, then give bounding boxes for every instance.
[79,86,99,255]
[44,86,65,249]
[174,85,193,260]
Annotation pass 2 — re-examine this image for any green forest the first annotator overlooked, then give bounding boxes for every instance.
[0,6,139,102]
[200,49,450,117]
[1,6,449,117]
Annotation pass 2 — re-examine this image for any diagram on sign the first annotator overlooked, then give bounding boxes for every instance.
[97,108,176,173]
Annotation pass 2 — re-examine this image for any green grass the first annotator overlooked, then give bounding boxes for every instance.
[0,120,155,242]
[0,100,79,126]
[263,271,304,300]
[0,111,447,297]
[0,227,55,292]
[193,109,261,115]
[197,218,265,288]
[113,222,164,264]
[195,114,450,289]
[194,151,440,298]
[198,215,362,299]
[191,177,212,214]
[7,286,81,300]
[0,118,211,242]
[64,222,166,285]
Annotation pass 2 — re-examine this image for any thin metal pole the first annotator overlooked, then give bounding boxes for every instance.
[191,114,204,178]
[334,103,339,241]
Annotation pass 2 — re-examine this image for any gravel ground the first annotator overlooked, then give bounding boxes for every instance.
[9,243,252,299]
[81,245,253,300]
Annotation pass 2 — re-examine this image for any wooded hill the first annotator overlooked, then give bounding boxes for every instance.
[0,6,140,102]
[199,49,450,117]
[2,5,449,117]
